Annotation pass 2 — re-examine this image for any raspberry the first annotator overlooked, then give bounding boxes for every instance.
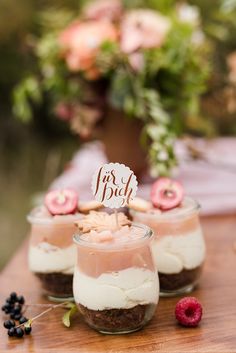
[175,297,202,327]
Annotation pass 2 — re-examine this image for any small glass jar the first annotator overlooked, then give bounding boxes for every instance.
[73,223,159,334]
[27,207,81,301]
[130,197,206,296]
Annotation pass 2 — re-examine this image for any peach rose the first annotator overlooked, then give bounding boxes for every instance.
[83,0,122,21]
[120,9,171,54]
[59,20,118,77]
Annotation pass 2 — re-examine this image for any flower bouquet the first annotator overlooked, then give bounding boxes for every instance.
[13,0,210,176]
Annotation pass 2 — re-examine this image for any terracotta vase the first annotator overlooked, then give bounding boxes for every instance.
[101,109,148,180]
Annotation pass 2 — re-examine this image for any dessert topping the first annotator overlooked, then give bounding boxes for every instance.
[75,211,130,233]
[44,189,78,215]
[151,177,184,210]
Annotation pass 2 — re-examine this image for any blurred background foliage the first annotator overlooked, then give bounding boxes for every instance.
[0,0,236,268]
[1,0,236,137]
[0,0,82,269]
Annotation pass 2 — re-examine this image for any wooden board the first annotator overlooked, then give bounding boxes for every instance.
[0,215,236,353]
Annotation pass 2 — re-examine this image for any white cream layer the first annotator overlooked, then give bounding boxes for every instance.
[73,267,159,310]
[151,229,206,274]
[28,242,76,274]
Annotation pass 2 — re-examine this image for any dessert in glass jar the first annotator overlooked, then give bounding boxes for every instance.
[129,178,206,296]
[73,211,159,334]
[27,189,102,300]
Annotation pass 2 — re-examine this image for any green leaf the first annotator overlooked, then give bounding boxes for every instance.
[109,70,133,109]
[62,304,78,328]
[12,76,42,122]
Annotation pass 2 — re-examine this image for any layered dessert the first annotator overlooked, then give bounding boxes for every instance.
[73,211,159,334]
[27,189,102,299]
[129,178,206,296]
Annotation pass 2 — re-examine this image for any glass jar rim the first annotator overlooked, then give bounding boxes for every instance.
[130,196,200,221]
[27,207,82,226]
[73,222,153,250]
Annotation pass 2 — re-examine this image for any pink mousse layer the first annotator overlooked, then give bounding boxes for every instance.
[75,225,154,278]
[28,206,81,248]
[131,197,200,237]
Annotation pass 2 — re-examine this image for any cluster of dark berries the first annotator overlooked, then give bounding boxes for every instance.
[2,292,32,338]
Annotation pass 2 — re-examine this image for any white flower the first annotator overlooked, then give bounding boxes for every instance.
[158,150,169,161]
[177,3,200,26]
[191,29,205,46]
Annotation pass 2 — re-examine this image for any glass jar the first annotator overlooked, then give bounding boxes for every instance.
[130,197,206,296]
[27,207,81,301]
[73,223,159,334]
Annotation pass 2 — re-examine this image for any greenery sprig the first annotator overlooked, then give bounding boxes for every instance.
[12,0,210,176]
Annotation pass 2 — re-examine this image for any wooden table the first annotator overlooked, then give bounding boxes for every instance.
[0,215,236,353]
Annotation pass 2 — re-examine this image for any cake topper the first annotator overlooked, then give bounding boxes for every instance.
[91,163,138,209]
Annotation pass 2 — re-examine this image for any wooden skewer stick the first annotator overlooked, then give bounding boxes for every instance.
[114,209,119,230]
